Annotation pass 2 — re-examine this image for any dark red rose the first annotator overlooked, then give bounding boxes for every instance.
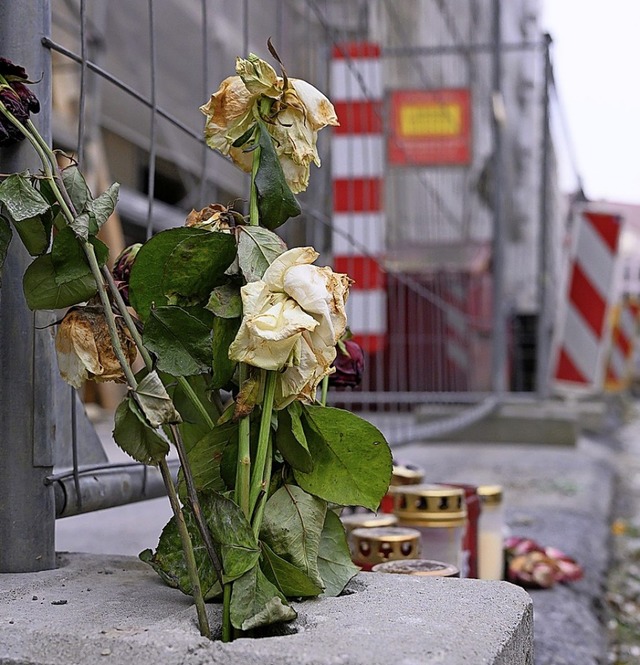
[329,339,364,388]
[0,58,40,147]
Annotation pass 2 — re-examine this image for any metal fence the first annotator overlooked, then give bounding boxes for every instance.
[0,0,565,572]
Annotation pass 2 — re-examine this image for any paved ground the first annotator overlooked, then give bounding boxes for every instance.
[52,397,634,664]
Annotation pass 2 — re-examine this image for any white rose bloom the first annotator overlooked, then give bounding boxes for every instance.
[200,56,339,194]
[228,247,351,407]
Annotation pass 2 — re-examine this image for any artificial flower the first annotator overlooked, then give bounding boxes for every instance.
[55,305,137,389]
[228,246,350,407]
[200,55,339,193]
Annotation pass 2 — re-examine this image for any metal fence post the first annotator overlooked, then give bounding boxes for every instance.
[490,0,507,393]
[535,33,553,398]
[0,0,56,572]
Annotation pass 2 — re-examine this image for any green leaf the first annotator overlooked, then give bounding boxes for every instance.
[168,374,218,425]
[0,173,51,222]
[211,316,240,389]
[113,396,169,464]
[260,541,323,598]
[255,121,301,229]
[139,508,222,600]
[12,216,50,256]
[203,491,260,583]
[0,217,12,284]
[22,254,97,310]
[205,283,242,318]
[178,422,236,497]
[133,371,182,427]
[50,227,108,284]
[70,182,119,240]
[230,565,297,631]
[61,166,91,217]
[260,484,326,589]
[236,225,287,283]
[294,405,393,511]
[163,231,236,303]
[275,402,312,472]
[90,182,119,231]
[317,510,359,597]
[129,227,210,321]
[144,306,213,376]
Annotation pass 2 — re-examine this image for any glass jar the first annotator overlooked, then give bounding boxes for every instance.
[379,462,425,513]
[443,483,481,578]
[477,484,505,580]
[393,484,467,571]
[349,527,421,571]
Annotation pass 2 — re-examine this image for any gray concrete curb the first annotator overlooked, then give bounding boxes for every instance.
[0,553,533,665]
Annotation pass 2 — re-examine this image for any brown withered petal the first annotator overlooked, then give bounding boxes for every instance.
[55,307,137,389]
[0,57,29,81]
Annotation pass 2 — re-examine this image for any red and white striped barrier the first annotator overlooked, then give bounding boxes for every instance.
[604,298,640,392]
[550,208,623,394]
[330,42,386,353]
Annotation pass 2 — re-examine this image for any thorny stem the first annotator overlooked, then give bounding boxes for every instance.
[159,457,211,639]
[169,425,224,585]
[251,436,273,539]
[235,363,251,518]
[249,129,261,227]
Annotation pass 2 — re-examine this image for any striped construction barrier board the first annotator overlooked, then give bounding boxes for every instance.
[331,42,387,354]
[550,208,623,394]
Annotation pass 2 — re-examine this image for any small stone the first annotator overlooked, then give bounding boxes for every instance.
[101,649,111,656]
[51,600,68,606]
[32,595,38,601]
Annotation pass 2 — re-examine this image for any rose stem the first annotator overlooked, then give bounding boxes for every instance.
[248,369,276,518]
[234,364,251,518]
[320,375,329,406]
[159,457,212,639]
[169,424,225,585]
[8,110,212,637]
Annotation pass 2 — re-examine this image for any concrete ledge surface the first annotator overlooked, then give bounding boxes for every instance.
[0,552,533,665]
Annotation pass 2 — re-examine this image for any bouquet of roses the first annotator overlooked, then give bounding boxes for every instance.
[0,44,391,641]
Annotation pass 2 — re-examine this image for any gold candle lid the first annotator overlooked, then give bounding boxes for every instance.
[350,527,421,566]
[477,484,503,505]
[393,484,467,526]
[340,512,398,534]
[372,559,460,577]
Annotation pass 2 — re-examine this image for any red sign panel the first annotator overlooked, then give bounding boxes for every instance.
[388,89,471,166]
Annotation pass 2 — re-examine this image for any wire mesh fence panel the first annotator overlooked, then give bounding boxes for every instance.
[0,0,563,543]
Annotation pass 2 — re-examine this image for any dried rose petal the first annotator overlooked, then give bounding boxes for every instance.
[112,243,141,306]
[55,306,137,388]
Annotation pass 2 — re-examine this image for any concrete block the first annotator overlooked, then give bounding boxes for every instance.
[0,553,533,665]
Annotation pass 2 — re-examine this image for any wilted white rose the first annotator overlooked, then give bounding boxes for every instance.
[55,306,137,389]
[200,55,339,193]
[228,247,351,407]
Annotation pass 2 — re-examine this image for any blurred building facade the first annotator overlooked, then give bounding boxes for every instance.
[50,0,564,394]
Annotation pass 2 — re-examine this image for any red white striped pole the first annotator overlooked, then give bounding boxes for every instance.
[330,42,386,353]
[551,209,623,394]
